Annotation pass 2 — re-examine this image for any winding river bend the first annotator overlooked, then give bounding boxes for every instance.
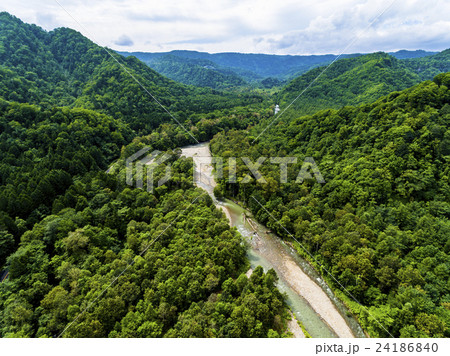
[181,142,365,338]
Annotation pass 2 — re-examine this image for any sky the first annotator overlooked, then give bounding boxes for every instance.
[1,0,450,55]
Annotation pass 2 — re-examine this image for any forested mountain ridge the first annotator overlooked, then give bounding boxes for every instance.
[148,55,248,90]
[120,50,341,81]
[0,12,293,338]
[0,12,263,133]
[404,49,450,81]
[390,50,438,59]
[120,49,438,86]
[211,73,450,337]
[276,52,424,118]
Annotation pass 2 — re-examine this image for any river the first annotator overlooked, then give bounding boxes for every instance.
[180,142,365,338]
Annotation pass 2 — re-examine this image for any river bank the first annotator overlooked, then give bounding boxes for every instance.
[180,142,364,338]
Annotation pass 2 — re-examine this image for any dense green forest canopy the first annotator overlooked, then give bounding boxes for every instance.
[0,98,287,338]
[148,55,248,90]
[0,99,133,265]
[0,12,264,133]
[404,49,450,81]
[0,11,292,338]
[274,52,450,119]
[0,153,289,337]
[120,49,438,86]
[211,73,450,337]
[1,10,450,339]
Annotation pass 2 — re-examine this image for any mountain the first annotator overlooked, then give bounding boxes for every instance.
[120,50,356,85]
[0,12,289,339]
[120,49,439,88]
[148,55,247,89]
[0,12,261,133]
[121,50,330,78]
[211,73,450,337]
[389,49,438,59]
[275,52,425,118]
[403,49,450,81]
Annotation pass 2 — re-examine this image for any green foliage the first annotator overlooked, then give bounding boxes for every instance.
[277,53,421,118]
[168,267,286,337]
[121,50,350,81]
[0,12,263,134]
[0,155,288,337]
[0,100,133,263]
[2,10,449,339]
[404,49,450,81]
[150,55,247,90]
[121,49,441,88]
[211,74,450,337]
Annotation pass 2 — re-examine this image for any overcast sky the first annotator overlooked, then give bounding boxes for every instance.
[1,0,450,55]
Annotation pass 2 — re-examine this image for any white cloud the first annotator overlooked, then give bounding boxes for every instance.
[114,34,134,47]
[0,0,449,54]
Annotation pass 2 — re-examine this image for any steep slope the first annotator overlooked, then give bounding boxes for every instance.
[0,98,133,266]
[277,52,421,117]
[211,73,450,337]
[404,49,450,81]
[149,55,247,89]
[0,12,261,133]
[72,54,260,132]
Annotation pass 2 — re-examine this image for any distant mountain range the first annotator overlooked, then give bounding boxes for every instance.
[277,50,450,116]
[119,49,439,88]
[0,12,260,133]
[1,10,450,339]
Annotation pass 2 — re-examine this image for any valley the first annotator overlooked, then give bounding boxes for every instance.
[181,142,364,338]
[0,10,449,339]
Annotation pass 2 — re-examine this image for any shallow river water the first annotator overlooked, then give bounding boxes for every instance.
[181,142,365,338]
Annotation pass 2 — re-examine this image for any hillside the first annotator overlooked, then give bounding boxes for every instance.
[0,12,262,133]
[0,99,133,264]
[120,49,438,89]
[211,73,450,337]
[275,52,423,118]
[0,12,290,338]
[148,55,247,89]
[404,49,450,81]
[273,50,450,121]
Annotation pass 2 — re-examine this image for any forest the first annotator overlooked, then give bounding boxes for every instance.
[211,73,450,337]
[121,48,440,88]
[1,153,289,337]
[147,55,248,90]
[0,11,292,338]
[0,10,449,338]
[275,51,450,117]
[0,12,263,133]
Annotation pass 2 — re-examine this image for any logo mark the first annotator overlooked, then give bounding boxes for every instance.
[126,148,172,192]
